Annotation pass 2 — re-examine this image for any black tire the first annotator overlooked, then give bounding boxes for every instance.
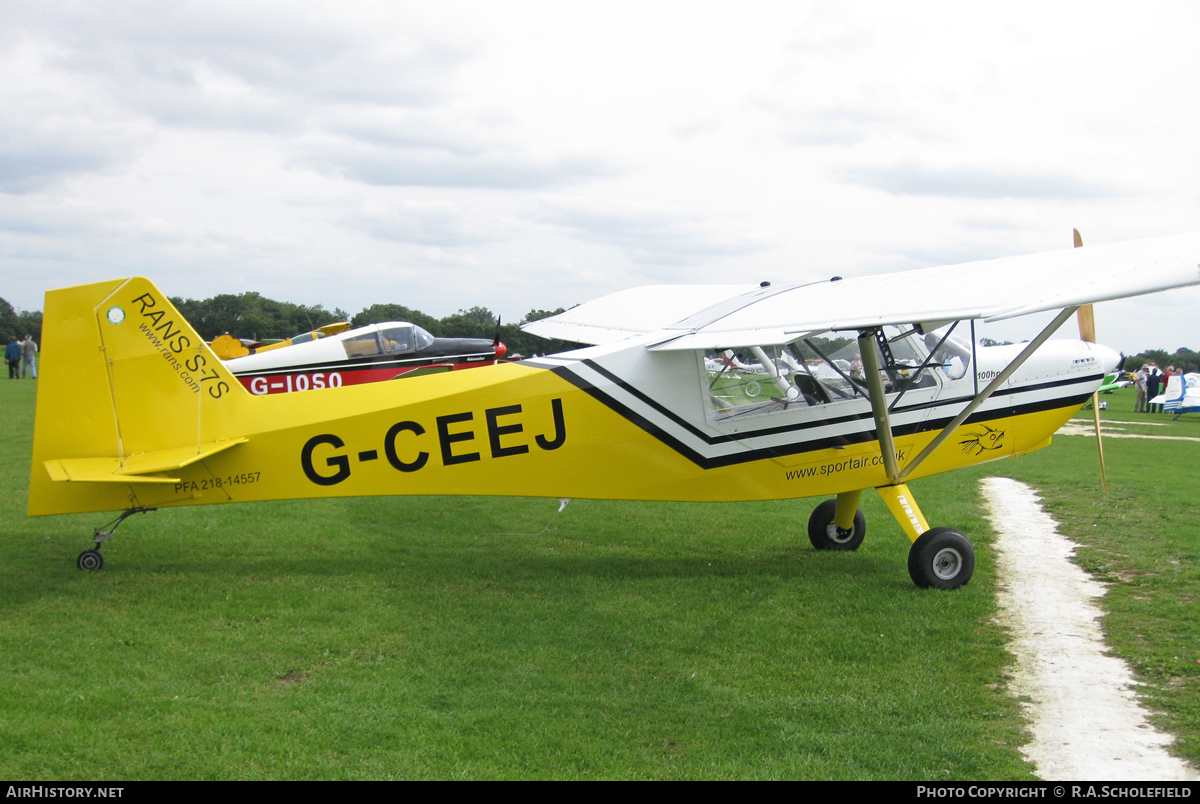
[807,499,866,551]
[77,549,104,571]
[908,528,974,589]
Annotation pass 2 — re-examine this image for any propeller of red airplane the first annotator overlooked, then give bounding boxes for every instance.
[493,317,507,359]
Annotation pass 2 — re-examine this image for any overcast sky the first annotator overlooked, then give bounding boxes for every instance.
[2,1,1198,353]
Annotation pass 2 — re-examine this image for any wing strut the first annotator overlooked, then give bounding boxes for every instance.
[857,330,901,482]
[891,306,1079,483]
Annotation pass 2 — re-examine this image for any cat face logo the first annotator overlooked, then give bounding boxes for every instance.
[959,425,1005,456]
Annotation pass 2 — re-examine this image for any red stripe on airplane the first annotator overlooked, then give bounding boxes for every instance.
[237,361,495,395]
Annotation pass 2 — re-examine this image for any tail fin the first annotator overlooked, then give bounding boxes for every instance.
[29,278,247,515]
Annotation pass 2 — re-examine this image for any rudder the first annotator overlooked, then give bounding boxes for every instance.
[29,278,246,515]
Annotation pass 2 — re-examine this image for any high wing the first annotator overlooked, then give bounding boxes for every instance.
[522,284,761,345]
[522,232,1200,350]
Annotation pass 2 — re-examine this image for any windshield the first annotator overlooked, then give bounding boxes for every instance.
[414,326,436,350]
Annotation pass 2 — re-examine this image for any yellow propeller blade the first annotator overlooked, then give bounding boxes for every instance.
[1074,228,1108,495]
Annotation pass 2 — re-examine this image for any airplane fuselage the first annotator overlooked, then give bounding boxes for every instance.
[27,281,1117,516]
[223,322,499,396]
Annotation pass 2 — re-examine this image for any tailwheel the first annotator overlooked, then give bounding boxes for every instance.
[75,507,155,570]
[908,527,974,589]
[77,549,104,571]
[807,499,866,551]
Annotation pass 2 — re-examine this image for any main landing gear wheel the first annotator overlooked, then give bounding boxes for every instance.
[807,499,866,551]
[908,527,974,590]
[77,549,104,571]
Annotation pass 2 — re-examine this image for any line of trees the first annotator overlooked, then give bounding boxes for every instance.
[1124,349,1200,373]
[169,291,579,358]
[0,299,42,343]
[171,293,351,345]
[2,290,578,358]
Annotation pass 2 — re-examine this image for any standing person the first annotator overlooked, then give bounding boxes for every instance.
[5,337,21,379]
[20,334,37,379]
[1134,366,1148,413]
[1146,364,1162,413]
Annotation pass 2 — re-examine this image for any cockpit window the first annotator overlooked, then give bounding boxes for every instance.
[875,325,939,393]
[704,327,960,420]
[379,325,416,354]
[342,331,382,358]
[706,338,865,417]
[923,326,972,381]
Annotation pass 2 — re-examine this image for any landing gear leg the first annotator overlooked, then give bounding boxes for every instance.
[876,484,974,590]
[77,508,155,571]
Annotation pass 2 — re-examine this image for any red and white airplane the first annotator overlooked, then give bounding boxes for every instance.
[224,320,506,395]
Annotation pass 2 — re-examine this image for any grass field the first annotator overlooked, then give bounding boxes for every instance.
[1,379,1197,780]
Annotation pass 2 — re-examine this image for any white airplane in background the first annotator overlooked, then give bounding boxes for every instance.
[1151,372,1200,419]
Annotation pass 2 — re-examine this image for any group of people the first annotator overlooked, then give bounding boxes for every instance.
[1133,363,1178,413]
[5,335,36,379]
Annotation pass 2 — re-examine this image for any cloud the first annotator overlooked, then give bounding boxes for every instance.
[0,196,117,238]
[785,107,894,146]
[527,199,770,266]
[295,104,622,189]
[0,37,151,193]
[0,123,145,194]
[339,200,512,247]
[2,3,615,192]
[324,110,497,156]
[785,1,875,59]
[1,1,467,134]
[292,137,618,190]
[671,114,722,141]
[838,163,1120,200]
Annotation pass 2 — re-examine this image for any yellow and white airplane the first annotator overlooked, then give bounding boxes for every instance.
[28,232,1200,588]
[208,321,351,361]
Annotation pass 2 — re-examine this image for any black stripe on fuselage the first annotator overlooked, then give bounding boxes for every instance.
[580,359,1101,445]
[552,361,1094,469]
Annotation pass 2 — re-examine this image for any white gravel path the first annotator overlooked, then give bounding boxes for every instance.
[980,477,1197,781]
[1055,421,1200,442]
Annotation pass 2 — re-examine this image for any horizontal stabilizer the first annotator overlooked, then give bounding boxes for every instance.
[43,438,248,484]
